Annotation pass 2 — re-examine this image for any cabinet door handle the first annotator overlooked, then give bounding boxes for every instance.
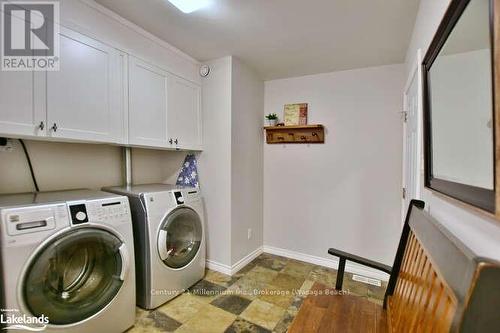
[169,138,173,144]
[51,123,58,132]
[38,121,45,131]
[174,139,178,145]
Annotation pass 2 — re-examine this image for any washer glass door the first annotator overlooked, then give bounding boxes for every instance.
[157,207,202,269]
[23,228,125,325]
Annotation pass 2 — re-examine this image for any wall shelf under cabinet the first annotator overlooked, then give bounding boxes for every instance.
[264,124,325,144]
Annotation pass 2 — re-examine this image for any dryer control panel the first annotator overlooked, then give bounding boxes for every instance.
[173,191,184,205]
[173,189,200,205]
[185,189,200,202]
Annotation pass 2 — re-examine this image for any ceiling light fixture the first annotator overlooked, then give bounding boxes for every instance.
[167,0,212,13]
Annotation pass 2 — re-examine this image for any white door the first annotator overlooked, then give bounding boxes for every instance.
[0,12,45,138]
[402,50,423,220]
[167,74,202,150]
[46,27,123,143]
[128,56,169,148]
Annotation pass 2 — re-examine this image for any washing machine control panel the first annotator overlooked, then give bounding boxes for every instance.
[69,204,89,225]
[71,199,130,225]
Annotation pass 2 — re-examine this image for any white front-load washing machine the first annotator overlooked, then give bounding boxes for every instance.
[0,190,136,333]
[102,184,205,309]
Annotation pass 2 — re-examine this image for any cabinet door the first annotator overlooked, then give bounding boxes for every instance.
[128,56,169,148]
[167,74,202,150]
[0,12,45,138]
[115,52,128,144]
[46,27,123,143]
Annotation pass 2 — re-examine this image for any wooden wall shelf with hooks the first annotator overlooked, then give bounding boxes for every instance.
[264,124,325,144]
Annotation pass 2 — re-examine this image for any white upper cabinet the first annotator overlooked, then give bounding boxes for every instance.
[128,56,169,148]
[0,12,45,138]
[46,28,124,143]
[0,8,202,150]
[128,58,202,150]
[167,74,202,150]
[0,71,46,138]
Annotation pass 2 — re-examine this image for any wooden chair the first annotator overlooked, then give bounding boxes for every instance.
[289,200,500,332]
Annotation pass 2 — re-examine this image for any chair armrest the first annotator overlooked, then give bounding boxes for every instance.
[328,248,392,290]
[328,248,392,274]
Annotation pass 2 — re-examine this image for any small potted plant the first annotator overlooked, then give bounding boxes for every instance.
[265,113,278,126]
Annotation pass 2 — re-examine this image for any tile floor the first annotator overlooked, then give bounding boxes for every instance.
[129,253,387,333]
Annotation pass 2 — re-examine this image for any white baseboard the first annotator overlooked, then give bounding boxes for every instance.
[231,246,263,275]
[206,259,232,276]
[206,246,263,276]
[206,245,390,282]
[262,245,390,282]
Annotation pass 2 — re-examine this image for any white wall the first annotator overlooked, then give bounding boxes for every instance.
[406,0,500,260]
[199,56,264,269]
[231,58,264,265]
[263,64,406,266]
[0,140,186,194]
[198,57,233,267]
[405,0,451,77]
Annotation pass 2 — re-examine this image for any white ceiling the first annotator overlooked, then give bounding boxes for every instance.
[94,0,420,80]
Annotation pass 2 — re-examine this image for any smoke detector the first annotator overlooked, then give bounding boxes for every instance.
[199,64,210,77]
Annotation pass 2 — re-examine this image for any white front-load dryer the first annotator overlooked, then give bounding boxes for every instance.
[0,190,136,333]
[103,184,205,309]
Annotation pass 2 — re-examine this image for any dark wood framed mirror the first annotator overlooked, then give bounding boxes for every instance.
[423,0,499,216]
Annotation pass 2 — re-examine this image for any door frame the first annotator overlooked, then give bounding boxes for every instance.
[401,49,424,223]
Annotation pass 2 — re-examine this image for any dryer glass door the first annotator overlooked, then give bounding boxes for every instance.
[158,207,202,269]
[22,228,125,325]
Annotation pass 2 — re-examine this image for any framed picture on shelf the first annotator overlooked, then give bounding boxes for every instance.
[284,103,308,126]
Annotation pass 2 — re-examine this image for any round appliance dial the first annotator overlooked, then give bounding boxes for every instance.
[76,211,87,221]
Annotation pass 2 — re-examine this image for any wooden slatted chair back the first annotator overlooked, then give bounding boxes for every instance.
[384,202,500,332]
